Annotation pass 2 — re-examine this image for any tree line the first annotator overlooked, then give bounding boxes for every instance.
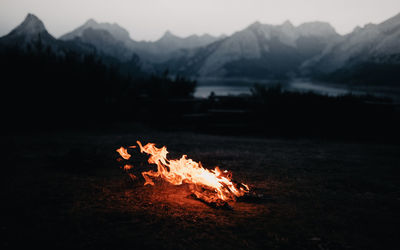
[0,41,196,131]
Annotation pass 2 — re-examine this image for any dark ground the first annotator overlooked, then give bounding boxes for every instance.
[1,125,399,250]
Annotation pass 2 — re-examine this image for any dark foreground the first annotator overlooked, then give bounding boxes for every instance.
[1,128,399,250]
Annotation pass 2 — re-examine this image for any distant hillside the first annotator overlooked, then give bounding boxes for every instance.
[3,12,400,85]
[0,14,197,131]
[302,12,400,85]
[162,20,340,79]
[60,19,222,63]
[0,13,97,57]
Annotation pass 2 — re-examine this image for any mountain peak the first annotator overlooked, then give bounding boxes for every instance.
[25,13,40,22]
[10,13,47,36]
[1,13,57,49]
[282,20,294,27]
[352,25,362,33]
[159,30,179,40]
[84,18,98,26]
[60,18,131,43]
[248,21,262,29]
[163,30,175,37]
[199,33,214,39]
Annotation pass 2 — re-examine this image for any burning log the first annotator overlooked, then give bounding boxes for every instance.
[190,188,232,209]
[116,141,249,208]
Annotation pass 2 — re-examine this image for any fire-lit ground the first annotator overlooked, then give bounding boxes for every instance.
[2,127,400,250]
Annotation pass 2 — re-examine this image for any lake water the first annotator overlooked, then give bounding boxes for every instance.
[194,77,268,98]
[194,78,400,101]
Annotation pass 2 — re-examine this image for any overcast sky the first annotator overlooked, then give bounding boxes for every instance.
[1,0,399,41]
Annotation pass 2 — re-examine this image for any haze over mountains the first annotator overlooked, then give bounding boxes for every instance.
[60,18,223,63]
[1,12,400,85]
[167,20,341,78]
[301,13,400,84]
[0,13,97,57]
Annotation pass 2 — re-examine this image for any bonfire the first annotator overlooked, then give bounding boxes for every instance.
[116,141,249,207]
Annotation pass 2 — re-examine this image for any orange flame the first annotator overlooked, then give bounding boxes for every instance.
[116,146,131,160]
[116,141,249,202]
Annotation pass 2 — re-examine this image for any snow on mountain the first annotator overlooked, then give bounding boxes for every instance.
[60,20,221,63]
[60,18,131,44]
[303,12,400,74]
[177,20,341,77]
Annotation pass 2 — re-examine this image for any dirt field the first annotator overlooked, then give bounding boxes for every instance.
[2,127,399,249]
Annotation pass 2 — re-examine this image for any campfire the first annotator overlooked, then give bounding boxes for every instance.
[116,141,249,207]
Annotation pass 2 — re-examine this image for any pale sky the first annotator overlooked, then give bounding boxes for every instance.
[0,0,399,41]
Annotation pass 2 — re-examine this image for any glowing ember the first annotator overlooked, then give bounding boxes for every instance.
[116,141,249,203]
[123,164,133,170]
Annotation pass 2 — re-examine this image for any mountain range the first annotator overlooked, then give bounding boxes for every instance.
[59,18,223,63]
[165,20,341,78]
[0,13,98,58]
[302,13,400,73]
[1,12,400,85]
[301,13,400,85]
